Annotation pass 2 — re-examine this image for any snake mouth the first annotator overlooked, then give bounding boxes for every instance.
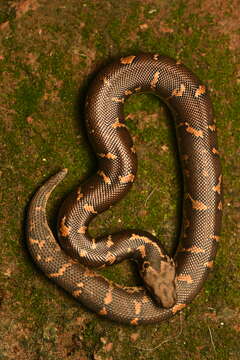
[141,259,177,308]
[149,282,176,308]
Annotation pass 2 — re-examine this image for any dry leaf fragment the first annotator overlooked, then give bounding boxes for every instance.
[130,332,140,342]
[12,0,40,19]
[161,144,169,152]
[26,116,34,124]
[139,23,149,30]
[0,21,9,31]
[159,22,174,33]
[104,342,113,352]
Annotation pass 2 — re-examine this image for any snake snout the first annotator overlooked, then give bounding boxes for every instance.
[154,280,176,308]
[142,258,177,308]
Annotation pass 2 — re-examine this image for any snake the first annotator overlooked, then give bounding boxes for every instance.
[27,53,222,325]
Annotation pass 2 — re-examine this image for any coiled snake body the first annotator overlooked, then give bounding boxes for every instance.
[27,54,222,325]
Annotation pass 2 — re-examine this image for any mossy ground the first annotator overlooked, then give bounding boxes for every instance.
[0,0,239,359]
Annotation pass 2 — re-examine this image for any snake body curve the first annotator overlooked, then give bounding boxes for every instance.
[27,54,222,325]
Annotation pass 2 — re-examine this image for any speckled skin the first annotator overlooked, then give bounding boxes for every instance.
[27,54,222,325]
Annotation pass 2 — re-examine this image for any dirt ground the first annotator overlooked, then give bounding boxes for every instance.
[0,0,239,359]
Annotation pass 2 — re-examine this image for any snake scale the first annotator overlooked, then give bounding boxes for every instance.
[27,53,222,325]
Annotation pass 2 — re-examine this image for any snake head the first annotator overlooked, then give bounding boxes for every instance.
[141,258,177,308]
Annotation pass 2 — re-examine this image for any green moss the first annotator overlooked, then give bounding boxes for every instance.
[12,78,45,123]
[0,2,15,24]
[0,0,239,358]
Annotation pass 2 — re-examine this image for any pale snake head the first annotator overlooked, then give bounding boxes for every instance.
[141,258,177,308]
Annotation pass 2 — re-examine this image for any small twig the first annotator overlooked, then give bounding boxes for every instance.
[2,319,14,336]
[208,325,216,353]
[132,311,183,352]
[144,187,157,207]
[0,105,16,114]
